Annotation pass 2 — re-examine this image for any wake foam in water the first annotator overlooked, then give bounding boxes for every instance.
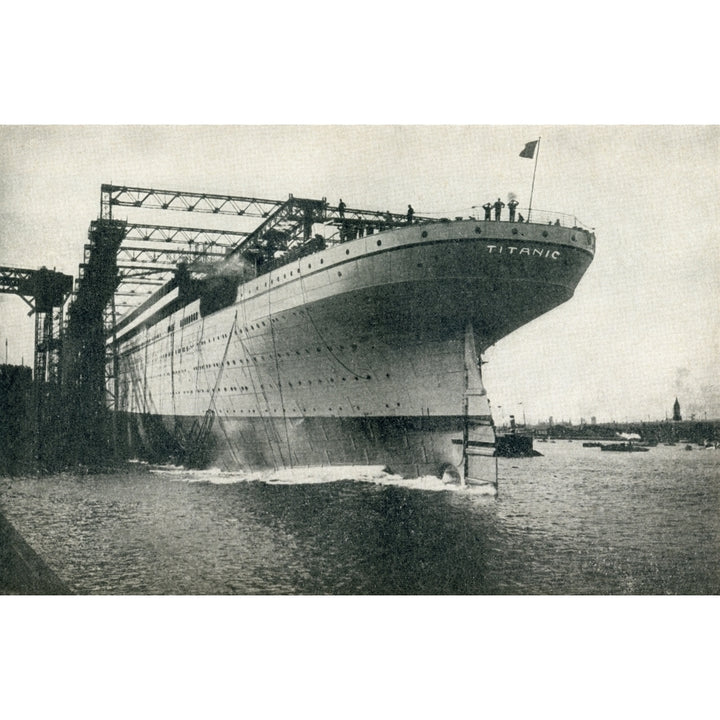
[148,464,497,495]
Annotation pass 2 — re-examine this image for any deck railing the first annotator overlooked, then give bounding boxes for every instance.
[519,208,593,230]
[433,207,594,231]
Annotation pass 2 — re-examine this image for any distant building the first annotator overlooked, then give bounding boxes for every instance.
[548,416,554,426]
[591,416,597,425]
[673,397,682,422]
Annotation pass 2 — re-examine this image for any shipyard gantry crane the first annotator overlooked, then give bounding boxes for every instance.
[93,183,431,322]
[71,184,433,424]
[0,265,74,466]
[0,265,73,384]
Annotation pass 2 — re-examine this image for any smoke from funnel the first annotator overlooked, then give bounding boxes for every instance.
[508,192,517,202]
[189,253,253,279]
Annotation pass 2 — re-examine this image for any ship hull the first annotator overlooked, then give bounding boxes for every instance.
[117,412,466,478]
[110,219,595,477]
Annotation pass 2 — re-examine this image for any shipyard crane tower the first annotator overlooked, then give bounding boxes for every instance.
[0,265,74,466]
[0,265,73,384]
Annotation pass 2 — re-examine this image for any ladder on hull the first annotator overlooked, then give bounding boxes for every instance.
[462,321,498,493]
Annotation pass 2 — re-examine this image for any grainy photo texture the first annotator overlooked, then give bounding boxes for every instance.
[1,125,718,594]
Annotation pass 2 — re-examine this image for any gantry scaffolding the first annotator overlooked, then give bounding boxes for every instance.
[0,265,74,467]
[66,184,433,459]
[0,265,73,386]
[94,183,431,324]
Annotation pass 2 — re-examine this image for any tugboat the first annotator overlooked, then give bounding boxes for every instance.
[495,416,542,457]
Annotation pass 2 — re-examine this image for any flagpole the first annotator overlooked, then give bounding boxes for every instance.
[527,136,541,223]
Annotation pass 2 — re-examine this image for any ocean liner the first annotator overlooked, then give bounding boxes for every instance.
[104,189,595,484]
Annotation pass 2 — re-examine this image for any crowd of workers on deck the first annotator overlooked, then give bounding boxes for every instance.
[482,198,523,222]
[338,199,414,225]
[336,197,563,231]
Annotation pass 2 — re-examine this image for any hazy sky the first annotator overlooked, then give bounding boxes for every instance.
[1,125,716,423]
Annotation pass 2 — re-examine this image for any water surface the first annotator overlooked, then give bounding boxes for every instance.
[1,442,717,594]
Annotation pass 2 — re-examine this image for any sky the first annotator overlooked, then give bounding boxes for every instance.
[0,125,718,424]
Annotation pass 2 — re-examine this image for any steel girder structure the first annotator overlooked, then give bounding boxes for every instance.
[82,228,242,327]
[228,196,433,258]
[0,266,36,311]
[123,223,249,249]
[100,184,285,220]
[0,265,73,384]
[0,265,73,467]
[91,184,437,326]
[91,185,435,409]
[100,184,433,259]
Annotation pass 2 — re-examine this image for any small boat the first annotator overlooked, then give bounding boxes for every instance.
[600,442,649,452]
[582,442,602,448]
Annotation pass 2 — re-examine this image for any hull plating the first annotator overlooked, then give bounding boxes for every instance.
[111,219,594,476]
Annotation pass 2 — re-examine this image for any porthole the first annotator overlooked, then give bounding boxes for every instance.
[421,230,428,238]
[345,249,350,255]
[376,240,382,246]
[543,231,548,237]
[320,259,324,264]
[475,226,482,234]
[512,228,518,235]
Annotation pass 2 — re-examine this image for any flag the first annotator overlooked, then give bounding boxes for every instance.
[519,140,538,159]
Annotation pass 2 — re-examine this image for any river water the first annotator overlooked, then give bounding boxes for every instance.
[1,442,717,594]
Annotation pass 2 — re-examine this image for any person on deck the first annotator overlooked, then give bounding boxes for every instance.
[483,202,492,220]
[493,198,505,221]
[407,205,414,224]
[338,199,346,218]
[508,198,519,222]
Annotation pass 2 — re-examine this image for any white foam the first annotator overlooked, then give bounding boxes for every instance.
[147,463,497,495]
